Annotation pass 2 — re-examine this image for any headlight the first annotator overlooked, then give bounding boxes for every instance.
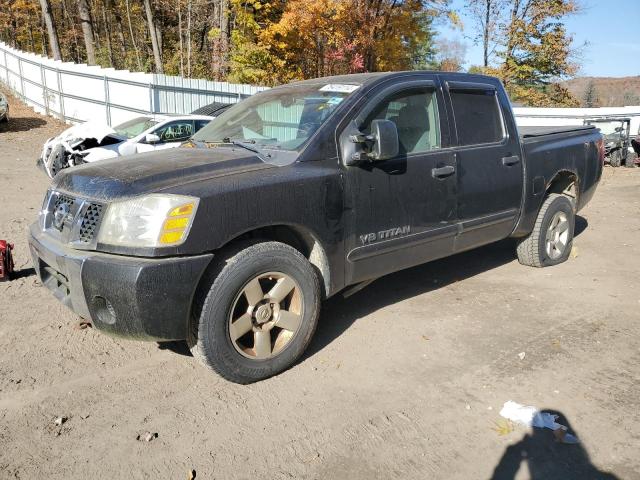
[97,194,199,248]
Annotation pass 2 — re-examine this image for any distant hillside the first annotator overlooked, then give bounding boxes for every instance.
[564,76,640,107]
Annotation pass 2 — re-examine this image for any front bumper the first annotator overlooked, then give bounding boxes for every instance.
[28,223,213,341]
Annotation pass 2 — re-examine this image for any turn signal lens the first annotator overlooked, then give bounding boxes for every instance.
[159,202,198,245]
[160,231,185,244]
[163,217,189,230]
[169,204,194,217]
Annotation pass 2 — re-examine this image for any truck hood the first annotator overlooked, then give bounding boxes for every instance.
[53,146,276,200]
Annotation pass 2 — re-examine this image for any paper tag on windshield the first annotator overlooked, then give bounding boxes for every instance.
[320,84,360,94]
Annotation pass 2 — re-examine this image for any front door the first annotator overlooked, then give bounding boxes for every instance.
[341,78,458,284]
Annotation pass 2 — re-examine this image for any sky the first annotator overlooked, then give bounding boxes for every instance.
[438,0,640,78]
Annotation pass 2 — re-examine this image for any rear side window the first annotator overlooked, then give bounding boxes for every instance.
[450,89,504,145]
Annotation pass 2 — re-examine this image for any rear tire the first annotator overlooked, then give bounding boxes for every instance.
[516,194,575,268]
[609,150,622,167]
[188,241,321,384]
[625,152,636,168]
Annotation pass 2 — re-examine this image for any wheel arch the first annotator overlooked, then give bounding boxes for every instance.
[214,223,332,299]
[546,169,579,209]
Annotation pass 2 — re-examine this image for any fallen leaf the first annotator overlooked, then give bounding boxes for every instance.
[492,419,515,436]
[570,246,579,258]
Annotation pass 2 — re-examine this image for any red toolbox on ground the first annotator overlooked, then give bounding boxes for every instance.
[0,240,14,281]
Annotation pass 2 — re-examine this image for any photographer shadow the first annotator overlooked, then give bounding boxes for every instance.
[490,410,618,480]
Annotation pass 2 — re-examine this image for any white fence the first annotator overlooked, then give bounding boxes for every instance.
[0,43,266,125]
[514,106,640,136]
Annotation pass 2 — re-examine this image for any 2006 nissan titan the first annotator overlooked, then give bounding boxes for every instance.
[29,72,603,383]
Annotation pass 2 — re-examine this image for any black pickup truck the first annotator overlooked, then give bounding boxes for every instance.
[29,72,603,383]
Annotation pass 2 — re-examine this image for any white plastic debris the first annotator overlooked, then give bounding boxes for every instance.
[518,352,526,360]
[136,431,158,442]
[499,401,579,444]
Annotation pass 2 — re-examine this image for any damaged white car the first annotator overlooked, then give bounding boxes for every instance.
[39,114,214,178]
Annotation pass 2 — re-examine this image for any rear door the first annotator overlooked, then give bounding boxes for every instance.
[442,78,523,251]
[340,77,457,283]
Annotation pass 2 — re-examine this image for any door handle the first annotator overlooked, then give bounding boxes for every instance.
[502,155,520,166]
[431,165,455,179]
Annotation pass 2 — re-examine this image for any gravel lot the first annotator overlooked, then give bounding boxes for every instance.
[1,89,639,480]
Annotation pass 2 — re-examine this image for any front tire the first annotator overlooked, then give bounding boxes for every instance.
[516,194,575,267]
[188,241,321,384]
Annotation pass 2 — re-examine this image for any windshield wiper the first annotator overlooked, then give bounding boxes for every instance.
[222,137,271,161]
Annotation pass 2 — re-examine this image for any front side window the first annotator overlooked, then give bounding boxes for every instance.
[361,90,441,155]
[154,121,195,142]
[193,83,358,152]
[450,89,504,146]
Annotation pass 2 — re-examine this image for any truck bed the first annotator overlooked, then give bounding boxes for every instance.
[519,125,595,139]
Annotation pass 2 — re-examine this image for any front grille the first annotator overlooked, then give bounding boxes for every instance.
[43,191,104,248]
[79,203,103,243]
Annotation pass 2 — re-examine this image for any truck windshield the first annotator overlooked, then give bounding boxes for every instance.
[192,83,359,152]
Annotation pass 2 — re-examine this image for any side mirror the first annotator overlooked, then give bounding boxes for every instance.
[369,119,399,161]
[145,133,161,144]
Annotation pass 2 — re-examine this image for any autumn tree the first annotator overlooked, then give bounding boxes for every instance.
[582,80,599,107]
[623,91,640,106]
[492,0,580,106]
[247,0,445,85]
[1,0,446,85]
[143,0,163,73]
[39,0,62,59]
[435,37,466,72]
[76,0,96,64]
[465,0,505,68]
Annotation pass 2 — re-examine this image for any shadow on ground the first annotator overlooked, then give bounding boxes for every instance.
[490,410,618,480]
[307,215,587,359]
[12,267,36,280]
[0,116,47,133]
[159,215,588,361]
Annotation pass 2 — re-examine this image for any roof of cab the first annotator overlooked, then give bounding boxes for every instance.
[288,70,501,88]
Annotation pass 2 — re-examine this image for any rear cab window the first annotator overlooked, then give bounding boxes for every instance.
[449,85,505,146]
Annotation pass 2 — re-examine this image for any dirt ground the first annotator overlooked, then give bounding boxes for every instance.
[1,88,639,480]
